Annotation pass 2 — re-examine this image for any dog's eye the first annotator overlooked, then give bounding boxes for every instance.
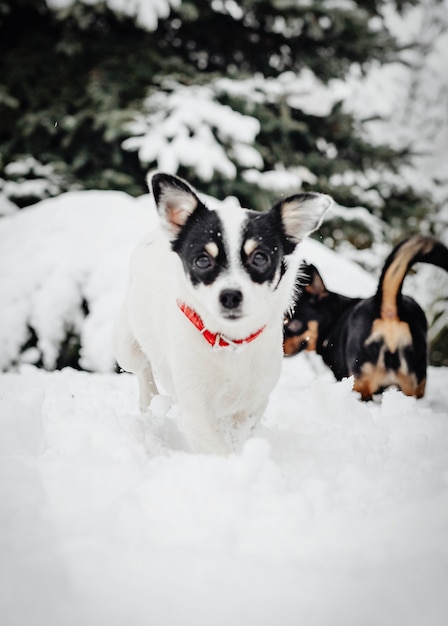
[194,253,213,270]
[250,250,271,269]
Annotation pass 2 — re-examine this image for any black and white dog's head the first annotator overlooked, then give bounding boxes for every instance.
[150,172,332,335]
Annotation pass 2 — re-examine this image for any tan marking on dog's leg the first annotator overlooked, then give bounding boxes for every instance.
[353,362,384,401]
[355,363,426,400]
[396,372,425,398]
[415,378,426,398]
[353,374,374,401]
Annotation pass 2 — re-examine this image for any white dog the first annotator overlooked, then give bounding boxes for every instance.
[114,173,331,454]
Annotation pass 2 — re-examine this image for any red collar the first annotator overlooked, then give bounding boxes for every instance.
[177,300,265,349]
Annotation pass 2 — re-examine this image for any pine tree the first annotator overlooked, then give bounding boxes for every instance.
[0,0,434,244]
[1,0,447,367]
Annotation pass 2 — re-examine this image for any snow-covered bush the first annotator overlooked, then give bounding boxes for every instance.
[0,190,155,372]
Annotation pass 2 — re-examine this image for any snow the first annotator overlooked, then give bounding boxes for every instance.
[1,360,447,626]
[1,187,448,626]
[217,69,348,117]
[122,84,262,181]
[0,191,155,371]
[349,1,448,212]
[243,166,318,192]
[46,0,180,31]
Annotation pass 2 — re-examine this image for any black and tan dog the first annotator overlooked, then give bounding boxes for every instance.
[283,235,448,400]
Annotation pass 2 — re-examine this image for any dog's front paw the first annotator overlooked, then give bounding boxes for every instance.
[149,394,173,419]
[181,415,234,456]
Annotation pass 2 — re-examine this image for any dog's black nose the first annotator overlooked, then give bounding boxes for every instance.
[220,289,243,310]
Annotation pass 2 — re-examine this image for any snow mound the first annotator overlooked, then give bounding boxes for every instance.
[1,361,447,626]
[0,190,155,371]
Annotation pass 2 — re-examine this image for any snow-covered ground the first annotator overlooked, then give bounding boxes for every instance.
[1,187,448,626]
[1,359,448,626]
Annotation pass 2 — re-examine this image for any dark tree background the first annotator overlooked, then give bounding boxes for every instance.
[1,0,428,225]
[1,0,447,366]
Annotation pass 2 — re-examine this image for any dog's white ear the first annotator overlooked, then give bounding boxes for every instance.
[148,172,203,240]
[278,192,333,247]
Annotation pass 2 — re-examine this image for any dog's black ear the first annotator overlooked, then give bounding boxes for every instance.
[304,264,328,300]
[275,192,332,252]
[148,172,205,240]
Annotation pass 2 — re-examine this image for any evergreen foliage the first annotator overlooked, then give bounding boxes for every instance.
[1,0,429,237]
[1,0,446,366]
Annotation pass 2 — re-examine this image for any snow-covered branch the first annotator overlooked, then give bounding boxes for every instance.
[122,83,263,181]
[46,0,180,31]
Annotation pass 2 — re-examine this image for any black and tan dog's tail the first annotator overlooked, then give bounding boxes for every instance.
[377,235,448,320]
